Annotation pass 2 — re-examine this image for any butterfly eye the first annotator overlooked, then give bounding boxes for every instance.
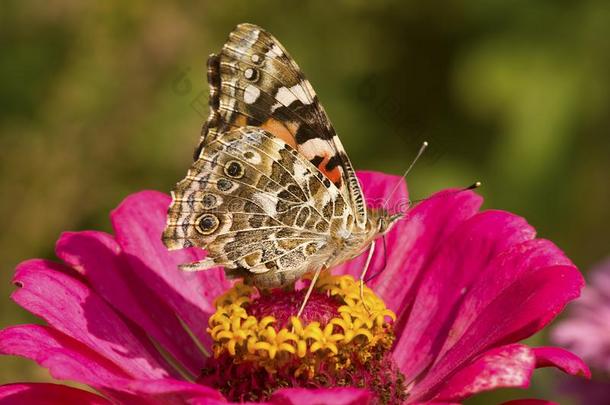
[224,160,245,179]
[196,214,220,235]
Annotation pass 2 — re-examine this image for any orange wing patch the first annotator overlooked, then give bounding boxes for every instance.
[314,154,342,187]
[259,118,298,149]
[232,115,248,127]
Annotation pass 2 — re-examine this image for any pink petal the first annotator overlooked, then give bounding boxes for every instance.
[0,325,223,402]
[410,264,584,400]
[10,260,174,379]
[113,379,224,403]
[395,210,536,381]
[0,325,140,403]
[551,318,609,368]
[0,325,132,393]
[533,347,591,378]
[432,344,535,402]
[56,230,206,376]
[110,191,229,347]
[437,238,573,361]
[0,383,110,404]
[336,182,483,319]
[270,387,372,405]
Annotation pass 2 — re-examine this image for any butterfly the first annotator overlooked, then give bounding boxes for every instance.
[163,23,402,315]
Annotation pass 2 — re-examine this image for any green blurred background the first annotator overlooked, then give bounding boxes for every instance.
[1,1,609,403]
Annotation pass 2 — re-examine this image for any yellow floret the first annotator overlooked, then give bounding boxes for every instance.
[206,273,396,376]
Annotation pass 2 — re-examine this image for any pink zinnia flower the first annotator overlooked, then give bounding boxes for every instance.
[551,258,610,404]
[0,171,589,404]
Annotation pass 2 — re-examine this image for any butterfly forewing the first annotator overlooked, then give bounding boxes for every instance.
[194,23,367,229]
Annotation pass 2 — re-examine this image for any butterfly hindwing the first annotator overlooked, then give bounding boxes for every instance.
[195,23,367,229]
[164,126,353,287]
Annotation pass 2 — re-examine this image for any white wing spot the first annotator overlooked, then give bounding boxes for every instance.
[299,138,334,157]
[266,44,283,58]
[303,80,316,98]
[275,86,297,106]
[248,29,261,43]
[244,68,255,80]
[244,84,261,104]
[291,82,313,104]
[275,84,313,107]
[292,160,309,184]
[253,192,278,216]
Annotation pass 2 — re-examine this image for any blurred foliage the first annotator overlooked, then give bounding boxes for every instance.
[0,1,609,403]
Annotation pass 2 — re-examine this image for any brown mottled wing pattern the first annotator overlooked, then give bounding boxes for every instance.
[195,23,367,229]
[164,126,354,288]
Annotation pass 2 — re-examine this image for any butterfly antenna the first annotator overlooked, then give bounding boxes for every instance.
[365,234,388,283]
[407,181,482,205]
[383,141,429,208]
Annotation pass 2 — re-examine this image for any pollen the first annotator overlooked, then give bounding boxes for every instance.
[201,274,407,404]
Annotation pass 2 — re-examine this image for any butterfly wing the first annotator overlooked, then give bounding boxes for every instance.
[196,23,367,229]
[164,126,354,288]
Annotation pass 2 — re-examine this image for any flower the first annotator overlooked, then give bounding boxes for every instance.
[202,273,403,402]
[551,258,610,404]
[552,258,610,372]
[0,171,589,404]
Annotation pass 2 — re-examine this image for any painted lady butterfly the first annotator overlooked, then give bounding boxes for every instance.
[163,23,402,315]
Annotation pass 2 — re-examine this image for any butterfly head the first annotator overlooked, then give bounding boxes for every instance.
[367,207,403,237]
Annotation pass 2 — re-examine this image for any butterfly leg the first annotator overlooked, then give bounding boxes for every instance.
[296,266,324,319]
[359,240,376,312]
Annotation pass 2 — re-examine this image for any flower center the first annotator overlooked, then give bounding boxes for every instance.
[200,274,407,404]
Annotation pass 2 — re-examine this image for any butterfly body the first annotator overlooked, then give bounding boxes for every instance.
[163,24,401,290]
